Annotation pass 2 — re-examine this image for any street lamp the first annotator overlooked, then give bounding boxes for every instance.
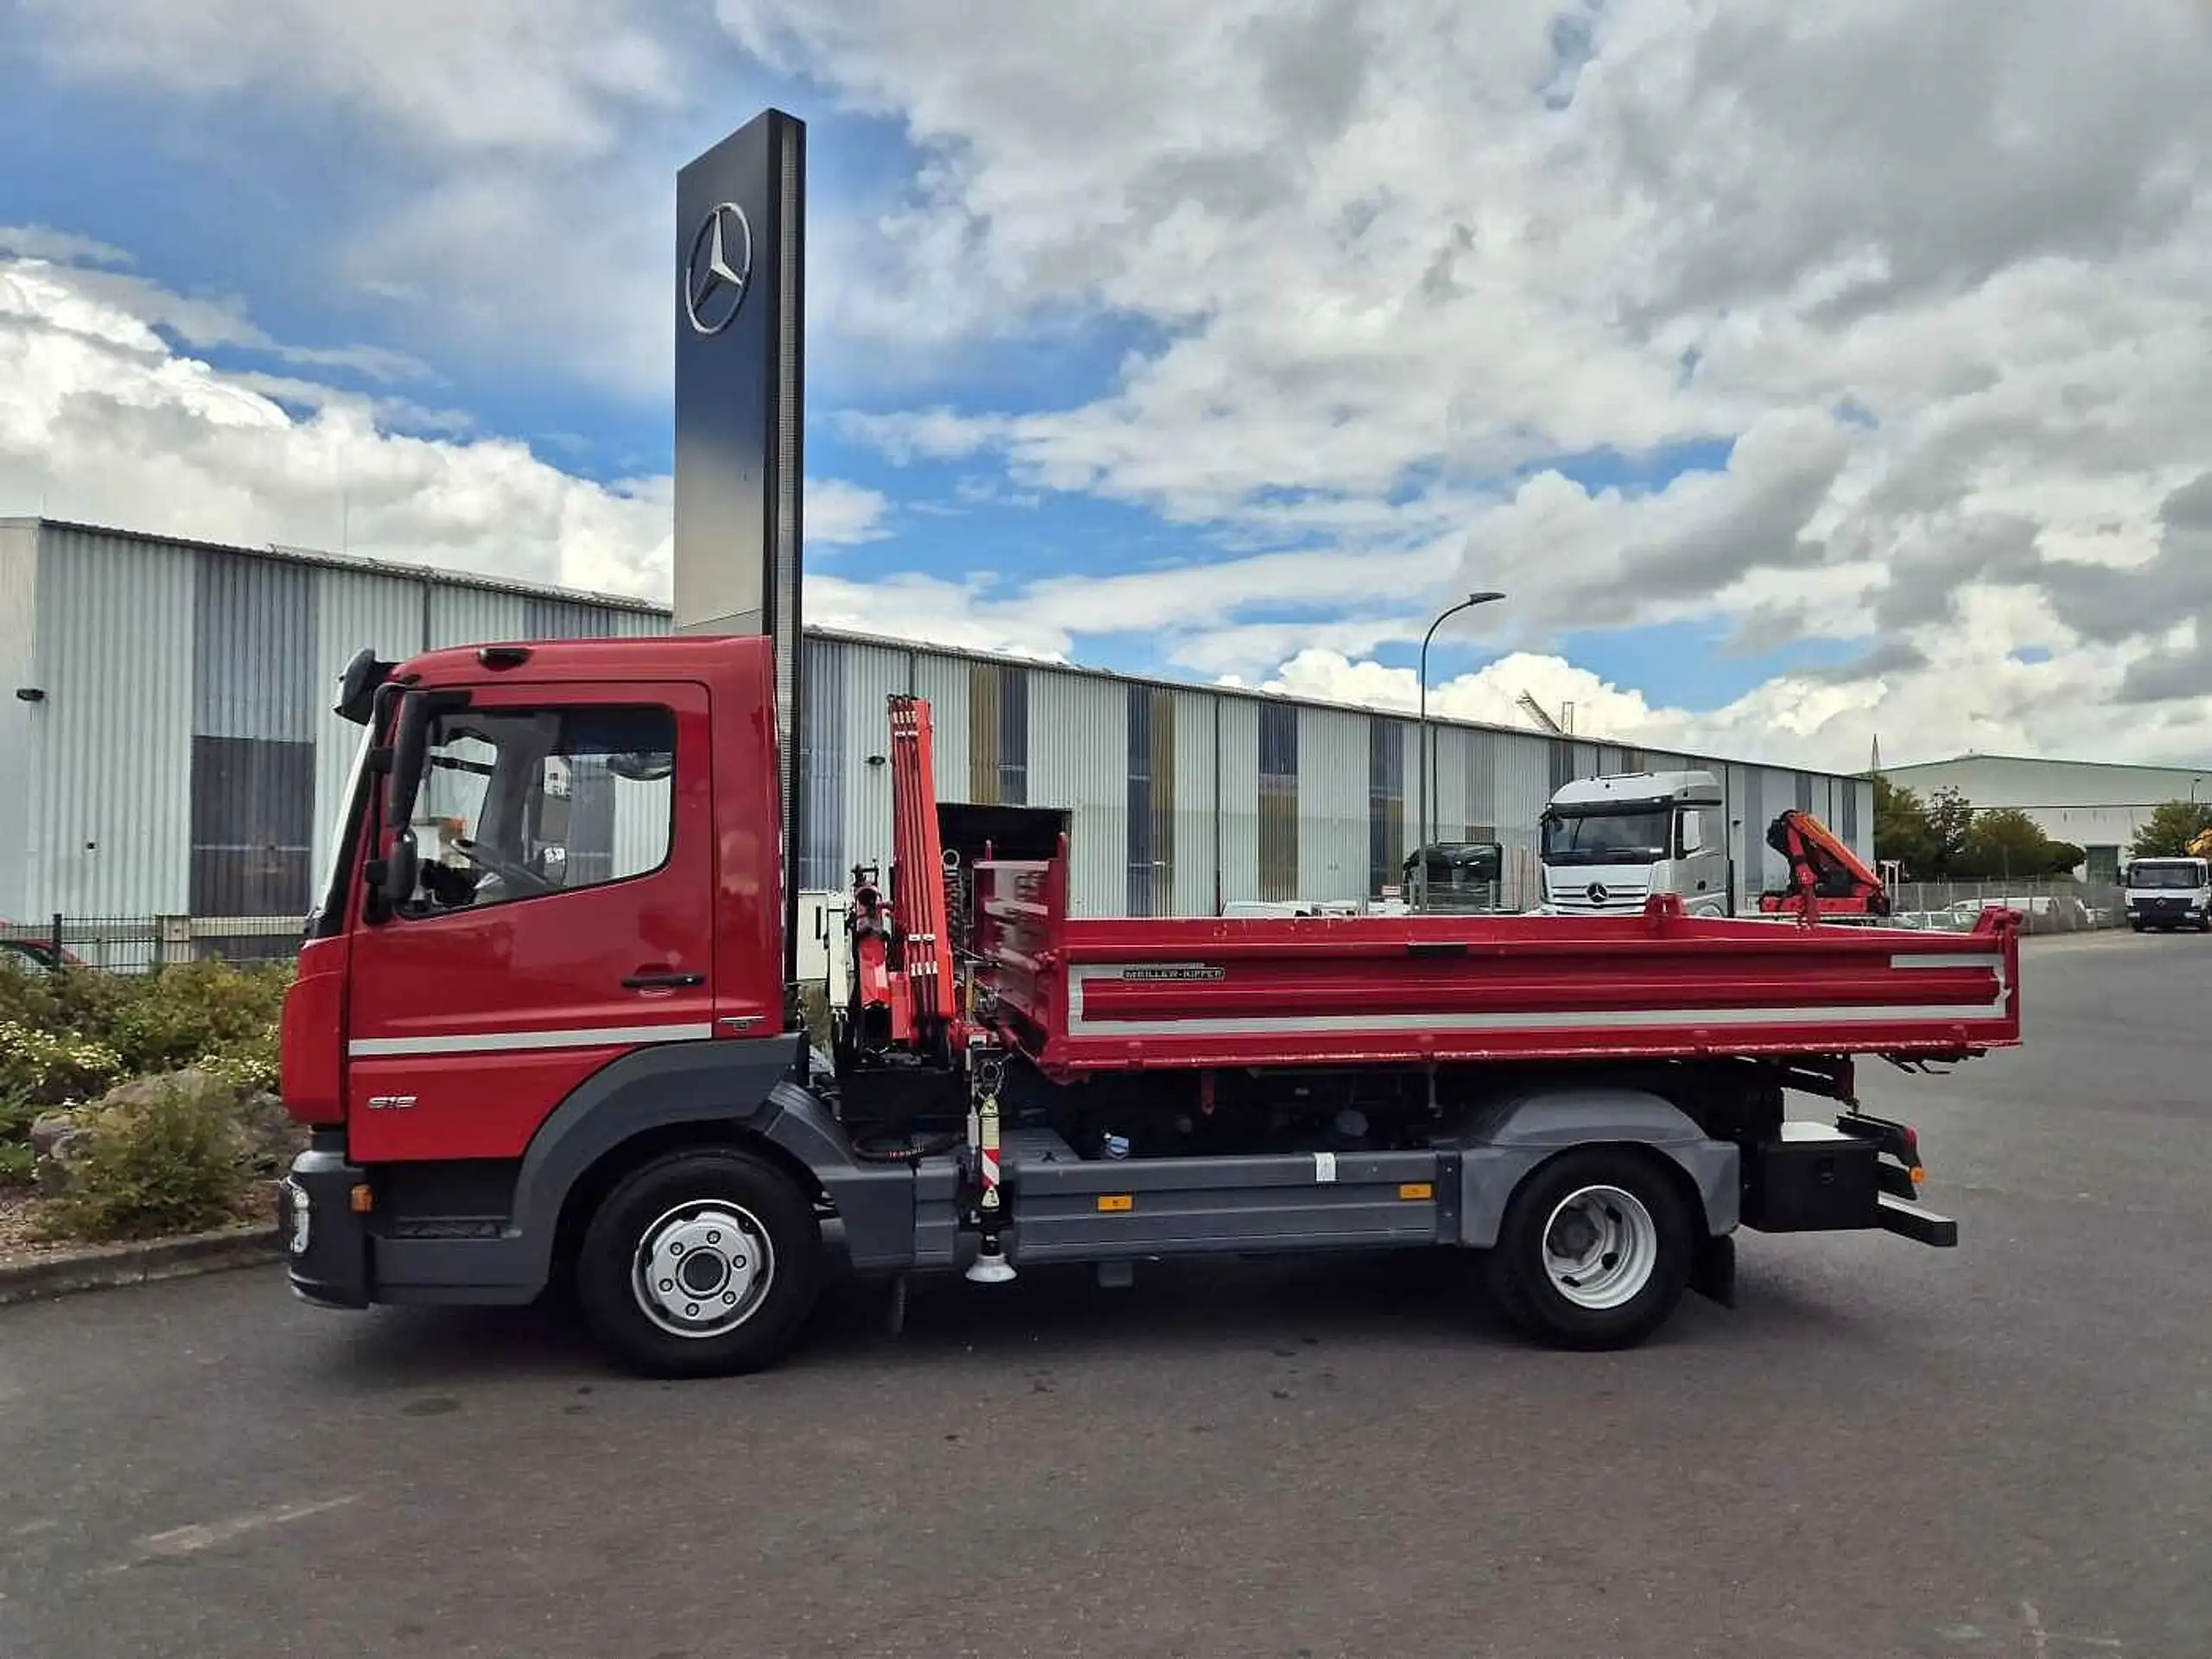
[1416,590,1507,911]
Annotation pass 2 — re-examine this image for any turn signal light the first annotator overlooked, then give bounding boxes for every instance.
[1096,1195,1133,1212]
[1908,1166,1926,1186]
[350,1184,375,1213]
[1398,1182,1434,1200]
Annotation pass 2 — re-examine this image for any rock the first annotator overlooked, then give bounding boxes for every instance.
[236,1091,306,1172]
[35,1128,89,1196]
[96,1066,224,1116]
[28,1112,78,1157]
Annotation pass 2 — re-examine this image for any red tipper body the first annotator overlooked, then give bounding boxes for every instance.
[976,849,2019,1081]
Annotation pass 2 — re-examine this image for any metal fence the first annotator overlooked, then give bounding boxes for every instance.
[1885,880,2124,934]
[0,915,303,975]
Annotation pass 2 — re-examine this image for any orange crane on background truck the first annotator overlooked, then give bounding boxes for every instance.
[1756,809,1892,922]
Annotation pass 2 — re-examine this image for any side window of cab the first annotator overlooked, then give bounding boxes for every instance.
[401,704,676,915]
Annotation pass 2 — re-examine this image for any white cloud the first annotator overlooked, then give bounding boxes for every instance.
[10,0,2212,770]
[721,0,2212,763]
[18,0,685,156]
[804,477,891,547]
[0,252,901,607]
[0,226,131,267]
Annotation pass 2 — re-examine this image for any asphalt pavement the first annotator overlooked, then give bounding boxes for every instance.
[3,931,2208,1659]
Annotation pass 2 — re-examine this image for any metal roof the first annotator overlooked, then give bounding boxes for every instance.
[2,516,664,613]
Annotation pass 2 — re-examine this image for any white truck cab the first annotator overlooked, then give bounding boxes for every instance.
[1541,770,1731,918]
[2121,856,2212,933]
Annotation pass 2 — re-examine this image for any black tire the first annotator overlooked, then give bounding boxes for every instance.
[2130,921,2144,933]
[576,1147,823,1378]
[1483,1147,1695,1351]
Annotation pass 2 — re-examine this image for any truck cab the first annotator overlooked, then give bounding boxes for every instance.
[2121,856,2212,932]
[1539,771,1729,918]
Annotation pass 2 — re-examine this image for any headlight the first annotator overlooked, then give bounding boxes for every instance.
[284,1179,312,1256]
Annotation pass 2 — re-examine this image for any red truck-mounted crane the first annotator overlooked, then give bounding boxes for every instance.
[280,638,2016,1376]
[1756,809,1893,921]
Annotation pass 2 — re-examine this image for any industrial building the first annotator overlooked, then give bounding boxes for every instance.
[0,518,1873,940]
[1878,753,2210,881]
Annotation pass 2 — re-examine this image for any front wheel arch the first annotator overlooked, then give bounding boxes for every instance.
[550,1120,823,1286]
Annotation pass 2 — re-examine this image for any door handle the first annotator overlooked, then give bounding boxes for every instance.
[622,971,704,990]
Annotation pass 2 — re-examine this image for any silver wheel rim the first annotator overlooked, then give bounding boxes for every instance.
[632,1200,775,1339]
[1541,1185,1658,1311]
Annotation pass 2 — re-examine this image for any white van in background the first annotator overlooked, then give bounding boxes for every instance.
[2121,857,2212,933]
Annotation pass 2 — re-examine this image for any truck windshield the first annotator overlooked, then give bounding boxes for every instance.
[307,722,375,936]
[1542,810,1670,863]
[2131,863,2205,889]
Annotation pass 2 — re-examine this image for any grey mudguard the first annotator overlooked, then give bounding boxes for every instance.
[1444,1088,1740,1249]
[374,1035,918,1300]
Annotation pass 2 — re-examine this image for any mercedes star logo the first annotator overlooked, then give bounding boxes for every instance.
[683,201,753,336]
[1586,881,1609,906]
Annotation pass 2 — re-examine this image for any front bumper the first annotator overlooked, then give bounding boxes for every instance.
[2129,900,2201,925]
[282,1135,372,1308]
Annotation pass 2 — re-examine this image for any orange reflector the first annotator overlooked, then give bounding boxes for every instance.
[1909,1166,1926,1186]
[349,1184,374,1213]
[1398,1182,1433,1201]
[1096,1194,1133,1213]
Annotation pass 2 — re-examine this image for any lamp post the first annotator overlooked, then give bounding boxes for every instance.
[1416,591,1507,911]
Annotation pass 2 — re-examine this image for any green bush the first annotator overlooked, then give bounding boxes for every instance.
[99,959,291,1077]
[42,1074,253,1241]
[0,1020,125,1107]
[0,1092,37,1186]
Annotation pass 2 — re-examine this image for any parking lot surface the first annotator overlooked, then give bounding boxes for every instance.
[3,931,2208,1659]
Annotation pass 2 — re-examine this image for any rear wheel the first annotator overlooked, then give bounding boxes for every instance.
[1484,1147,1695,1351]
[576,1147,822,1377]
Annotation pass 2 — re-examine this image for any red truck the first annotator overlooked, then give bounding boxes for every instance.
[281,636,2018,1375]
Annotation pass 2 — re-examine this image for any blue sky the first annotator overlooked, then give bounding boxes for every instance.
[2,0,2206,770]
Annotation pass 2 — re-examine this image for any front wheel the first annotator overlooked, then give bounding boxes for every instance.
[576,1147,823,1377]
[1484,1147,1695,1351]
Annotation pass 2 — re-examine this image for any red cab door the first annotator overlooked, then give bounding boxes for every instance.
[346,680,713,1163]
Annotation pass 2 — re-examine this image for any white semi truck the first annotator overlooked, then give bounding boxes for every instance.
[1539,771,1732,918]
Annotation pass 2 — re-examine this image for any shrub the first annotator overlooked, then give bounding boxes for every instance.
[0,1020,125,1107]
[0,958,61,1031]
[0,1092,36,1186]
[98,959,292,1077]
[42,1073,253,1241]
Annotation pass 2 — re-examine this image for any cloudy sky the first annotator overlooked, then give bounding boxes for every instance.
[2,0,2208,769]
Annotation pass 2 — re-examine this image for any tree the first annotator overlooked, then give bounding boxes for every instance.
[1871,777,1936,874]
[2130,799,2212,860]
[1954,808,2083,880]
[1924,787,1975,876]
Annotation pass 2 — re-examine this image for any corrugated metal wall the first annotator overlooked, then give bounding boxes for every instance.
[1169,689,1217,917]
[830,639,911,889]
[0,524,38,918]
[1297,704,1366,901]
[1027,668,1123,917]
[427,586,528,652]
[191,551,317,916]
[1496,732,1553,910]
[1217,696,1260,906]
[913,650,968,810]
[310,568,427,890]
[30,525,197,915]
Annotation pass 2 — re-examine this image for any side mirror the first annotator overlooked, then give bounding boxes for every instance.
[381,831,420,911]
[1678,812,1705,855]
